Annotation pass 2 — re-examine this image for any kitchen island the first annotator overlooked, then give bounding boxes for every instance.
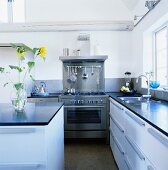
[0,102,64,170]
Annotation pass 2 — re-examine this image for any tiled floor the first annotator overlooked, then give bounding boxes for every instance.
[64,139,119,170]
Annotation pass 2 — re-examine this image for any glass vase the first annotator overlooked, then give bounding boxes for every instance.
[11,88,27,112]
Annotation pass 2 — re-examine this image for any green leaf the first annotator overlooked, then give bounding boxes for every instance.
[3,83,9,87]
[10,43,18,49]
[30,75,35,82]
[33,48,39,55]
[14,83,24,91]
[0,67,5,73]
[22,44,33,52]
[9,65,22,72]
[10,43,33,52]
[27,61,35,72]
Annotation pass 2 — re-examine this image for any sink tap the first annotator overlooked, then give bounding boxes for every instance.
[136,72,152,101]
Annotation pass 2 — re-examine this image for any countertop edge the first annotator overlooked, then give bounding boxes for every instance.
[107,93,168,138]
[0,102,64,126]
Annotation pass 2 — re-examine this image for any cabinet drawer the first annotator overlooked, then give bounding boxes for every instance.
[27,97,58,103]
[125,109,146,150]
[110,129,114,152]
[0,163,46,170]
[112,134,128,170]
[110,98,125,128]
[0,127,45,163]
[143,124,168,170]
[110,114,125,150]
[125,135,146,170]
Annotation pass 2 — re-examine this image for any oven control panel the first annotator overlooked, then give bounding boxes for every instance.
[62,98,106,105]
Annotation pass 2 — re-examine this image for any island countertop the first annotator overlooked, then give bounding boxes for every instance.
[0,102,64,126]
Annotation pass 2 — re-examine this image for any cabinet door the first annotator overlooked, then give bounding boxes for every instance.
[142,124,168,170]
[125,109,146,150]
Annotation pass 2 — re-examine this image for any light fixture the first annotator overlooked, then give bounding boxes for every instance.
[145,0,160,10]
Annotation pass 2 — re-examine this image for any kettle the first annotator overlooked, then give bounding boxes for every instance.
[38,82,46,93]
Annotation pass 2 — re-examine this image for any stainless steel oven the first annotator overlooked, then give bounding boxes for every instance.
[60,93,108,139]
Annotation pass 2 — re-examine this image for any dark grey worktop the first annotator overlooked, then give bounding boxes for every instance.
[107,92,168,137]
[0,102,63,126]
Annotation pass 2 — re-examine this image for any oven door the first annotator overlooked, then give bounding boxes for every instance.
[64,105,106,130]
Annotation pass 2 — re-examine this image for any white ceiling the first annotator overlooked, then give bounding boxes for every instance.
[121,0,140,10]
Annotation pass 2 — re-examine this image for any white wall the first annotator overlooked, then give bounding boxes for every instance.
[0,30,132,102]
[131,0,168,76]
[25,0,132,22]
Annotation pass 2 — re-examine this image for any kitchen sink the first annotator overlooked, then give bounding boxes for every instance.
[118,96,147,104]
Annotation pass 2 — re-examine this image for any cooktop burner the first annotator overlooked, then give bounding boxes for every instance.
[63,92,106,96]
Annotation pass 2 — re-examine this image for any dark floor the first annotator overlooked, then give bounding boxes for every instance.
[64,139,119,170]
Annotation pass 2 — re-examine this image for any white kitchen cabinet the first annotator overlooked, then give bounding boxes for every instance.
[142,124,168,170]
[124,108,146,152]
[125,134,146,170]
[110,98,125,129]
[109,127,128,170]
[109,97,161,170]
[0,107,64,170]
[109,98,127,170]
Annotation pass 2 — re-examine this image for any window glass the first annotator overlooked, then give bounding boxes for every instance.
[155,27,168,86]
[0,0,8,22]
[0,0,25,23]
[13,0,25,23]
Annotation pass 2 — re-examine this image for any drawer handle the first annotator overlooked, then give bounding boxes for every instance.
[125,135,145,160]
[0,128,36,134]
[109,127,114,137]
[113,102,124,111]
[113,135,125,155]
[148,128,168,148]
[109,113,124,133]
[125,111,145,126]
[148,165,155,170]
[0,163,45,169]
[124,156,133,170]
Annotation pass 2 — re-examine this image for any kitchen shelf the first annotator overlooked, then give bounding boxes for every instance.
[0,21,134,32]
[59,55,108,62]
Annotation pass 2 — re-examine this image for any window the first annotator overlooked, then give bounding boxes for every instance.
[0,0,25,23]
[154,26,168,86]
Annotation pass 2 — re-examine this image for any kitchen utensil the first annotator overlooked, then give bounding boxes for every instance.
[69,67,77,82]
[74,66,78,75]
[67,66,71,83]
[82,67,88,79]
[91,66,94,75]
[39,82,46,93]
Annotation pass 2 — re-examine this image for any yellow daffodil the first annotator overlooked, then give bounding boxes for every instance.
[39,47,46,58]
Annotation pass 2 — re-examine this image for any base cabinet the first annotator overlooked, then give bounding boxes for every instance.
[0,107,64,170]
[109,98,161,170]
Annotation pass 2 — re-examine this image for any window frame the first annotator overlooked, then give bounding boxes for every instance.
[153,24,168,87]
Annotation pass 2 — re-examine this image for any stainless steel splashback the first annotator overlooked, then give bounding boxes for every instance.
[62,61,105,92]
